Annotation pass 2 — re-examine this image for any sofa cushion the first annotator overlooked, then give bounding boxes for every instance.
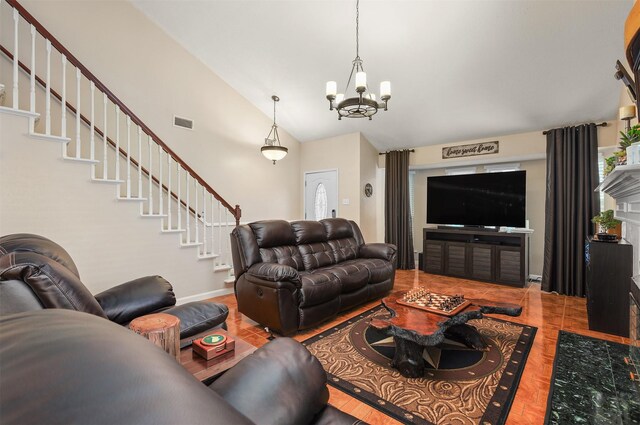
[259,246,304,270]
[321,263,369,293]
[298,271,341,307]
[291,221,327,244]
[298,242,336,271]
[341,258,394,284]
[327,238,359,263]
[250,220,296,248]
[320,218,354,240]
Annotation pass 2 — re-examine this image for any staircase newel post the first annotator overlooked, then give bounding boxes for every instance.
[195,181,199,245]
[177,165,182,231]
[137,127,142,197]
[186,173,191,242]
[148,135,153,214]
[235,205,241,226]
[202,186,207,255]
[158,146,163,216]
[167,156,172,230]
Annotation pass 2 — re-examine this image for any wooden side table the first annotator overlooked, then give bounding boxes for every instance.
[129,313,180,362]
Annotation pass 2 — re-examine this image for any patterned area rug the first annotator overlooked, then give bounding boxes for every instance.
[303,305,536,425]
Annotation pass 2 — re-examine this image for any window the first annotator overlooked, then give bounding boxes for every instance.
[445,166,477,176]
[484,163,521,173]
[314,183,327,220]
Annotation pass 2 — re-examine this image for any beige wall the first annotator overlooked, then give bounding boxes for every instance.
[14,0,301,223]
[300,132,381,242]
[359,134,380,242]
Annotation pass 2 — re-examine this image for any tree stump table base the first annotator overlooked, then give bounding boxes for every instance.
[129,313,181,362]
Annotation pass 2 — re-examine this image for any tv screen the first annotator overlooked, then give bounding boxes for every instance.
[427,170,526,227]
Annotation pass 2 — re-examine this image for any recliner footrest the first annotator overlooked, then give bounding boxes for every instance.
[164,301,228,342]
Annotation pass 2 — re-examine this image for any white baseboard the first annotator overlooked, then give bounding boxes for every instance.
[528,274,542,282]
[176,287,234,305]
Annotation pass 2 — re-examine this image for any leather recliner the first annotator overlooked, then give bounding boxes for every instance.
[0,233,228,342]
[230,218,397,335]
[0,309,364,425]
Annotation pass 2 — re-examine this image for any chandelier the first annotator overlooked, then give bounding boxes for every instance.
[325,0,390,120]
[261,95,288,164]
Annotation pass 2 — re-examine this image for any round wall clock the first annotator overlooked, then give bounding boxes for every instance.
[364,183,373,197]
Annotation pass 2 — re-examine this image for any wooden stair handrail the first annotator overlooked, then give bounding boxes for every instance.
[6,0,241,225]
[0,43,231,224]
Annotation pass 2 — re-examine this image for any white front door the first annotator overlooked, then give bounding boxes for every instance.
[304,170,338,220]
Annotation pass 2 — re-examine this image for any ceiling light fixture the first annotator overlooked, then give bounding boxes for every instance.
[261,95,288,164]
[325,0,390,120]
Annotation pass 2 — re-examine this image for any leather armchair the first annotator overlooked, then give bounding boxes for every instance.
[0,233,228,340]
[0,309,364,425]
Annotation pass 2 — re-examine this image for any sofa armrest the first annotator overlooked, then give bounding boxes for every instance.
[246,263,301,287]
[209,338,330,425]
[359,243,397,263]
[94,275,176,324]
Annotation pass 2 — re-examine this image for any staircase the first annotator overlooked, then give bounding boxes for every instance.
[0,0,239,285]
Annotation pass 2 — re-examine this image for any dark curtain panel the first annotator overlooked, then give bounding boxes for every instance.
[385,150,415,269]
[542,124,599,296]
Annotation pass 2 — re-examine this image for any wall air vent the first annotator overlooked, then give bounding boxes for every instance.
[173,115,194,130]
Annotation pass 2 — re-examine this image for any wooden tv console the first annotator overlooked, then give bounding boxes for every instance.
[422,228,529,287]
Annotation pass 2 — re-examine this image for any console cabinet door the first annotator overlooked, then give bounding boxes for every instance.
[424,241,444,274]
[470,245,495,281]
[495,246,523,285]
[445,242,467,277]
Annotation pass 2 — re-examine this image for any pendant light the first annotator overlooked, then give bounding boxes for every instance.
[261,95,288,164]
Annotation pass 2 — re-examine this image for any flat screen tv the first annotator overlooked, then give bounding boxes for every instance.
[427,170,526,228]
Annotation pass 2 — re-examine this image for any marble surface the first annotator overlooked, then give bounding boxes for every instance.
[547,331,640,425]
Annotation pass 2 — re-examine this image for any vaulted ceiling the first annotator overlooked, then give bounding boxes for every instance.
[133,0,633,151]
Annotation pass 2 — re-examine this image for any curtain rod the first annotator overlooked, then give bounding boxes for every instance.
[542,122,607,135]
[378,149,415,156]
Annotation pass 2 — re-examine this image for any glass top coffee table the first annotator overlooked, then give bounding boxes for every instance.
[369,288,522,378]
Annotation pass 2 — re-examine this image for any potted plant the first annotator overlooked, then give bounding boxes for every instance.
[591,209,621,241]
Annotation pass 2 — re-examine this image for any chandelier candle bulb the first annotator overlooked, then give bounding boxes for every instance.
[326,81,337,98]
[380,81,391,99]
[620,104,636,120]
[355,71,367,91]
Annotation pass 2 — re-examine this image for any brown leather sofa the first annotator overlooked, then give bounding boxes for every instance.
[0,309,364,425]
[230,218,397,335]
[0,233,228,343]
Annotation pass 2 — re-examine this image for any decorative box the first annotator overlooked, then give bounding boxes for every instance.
[192,331,236,360]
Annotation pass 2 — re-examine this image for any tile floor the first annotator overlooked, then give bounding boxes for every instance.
[210,269,632,425]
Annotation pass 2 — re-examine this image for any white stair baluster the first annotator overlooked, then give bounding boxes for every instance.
[29,25,35,114]
[90,82,95,177]
[177,165,182,230]
[167,156,172,229]
[45,41,51,135]
[158,146,163,215]
[202,187,207,254]
[102,93,108,179]
[75,68,81,158]
[12,9,19,109]
[186,173,191,242]
[210,194,215,257]
[218,201,222,267]
[126,117,131,197]
[61,56,67,138]
[115,105,120,181]
[148,135,153,214]
[195,181,199,245]
[224,209,229,265]
[137,127,142,197]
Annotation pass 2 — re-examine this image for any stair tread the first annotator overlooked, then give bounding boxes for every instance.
[161,228,185,233]
[198,253,220,260]
[29,132,71,143]
[92,178,125,184]
[117,196,147,201]
[0,106,39,118]
[140,213,167,218]
[214,264,232,272]
[62,156,99,164]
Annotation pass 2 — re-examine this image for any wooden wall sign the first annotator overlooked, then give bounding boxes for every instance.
[442,141,499,159]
